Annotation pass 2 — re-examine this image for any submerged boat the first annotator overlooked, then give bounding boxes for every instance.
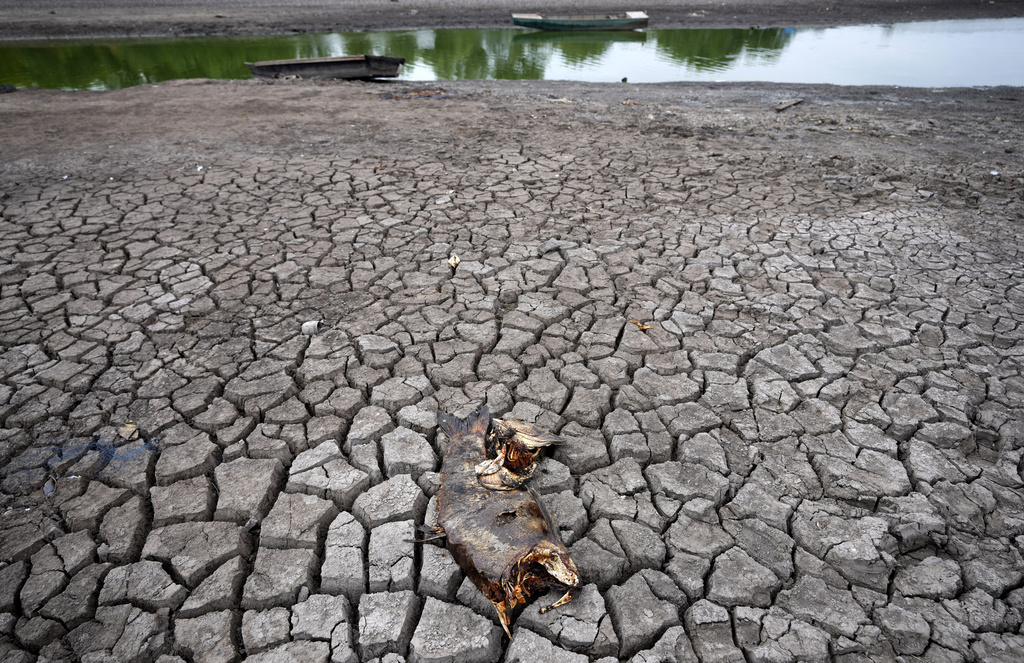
[511,11,649,31]
[245,54,405,79]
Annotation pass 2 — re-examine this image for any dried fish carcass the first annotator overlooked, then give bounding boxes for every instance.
[433,406,579,636]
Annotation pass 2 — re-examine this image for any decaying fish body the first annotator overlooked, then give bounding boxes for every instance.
[435,406,580,636]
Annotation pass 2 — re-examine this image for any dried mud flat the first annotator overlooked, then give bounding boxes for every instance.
[2,43,1024,663]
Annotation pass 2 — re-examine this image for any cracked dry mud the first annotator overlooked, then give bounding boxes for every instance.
[1,78,1023,663]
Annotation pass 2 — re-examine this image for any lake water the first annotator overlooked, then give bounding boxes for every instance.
[2,17,1023,90]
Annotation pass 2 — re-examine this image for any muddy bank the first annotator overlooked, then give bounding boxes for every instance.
[2,0,1024,39]
[3,78,1023,171]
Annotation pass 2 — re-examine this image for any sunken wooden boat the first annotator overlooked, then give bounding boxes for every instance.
[511,11,649,31]
[245,54,406,79]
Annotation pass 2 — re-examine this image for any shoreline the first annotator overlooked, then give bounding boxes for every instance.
[2,0,1024,40]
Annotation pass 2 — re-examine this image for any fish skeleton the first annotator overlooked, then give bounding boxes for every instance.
[434,405,580,637]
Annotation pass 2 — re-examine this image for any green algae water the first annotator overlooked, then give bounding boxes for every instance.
[2,18,1023,90]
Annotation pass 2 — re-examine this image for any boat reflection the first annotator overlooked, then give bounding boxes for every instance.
[511,30,648,45]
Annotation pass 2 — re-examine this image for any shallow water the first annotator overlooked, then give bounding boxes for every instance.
[1,18,1022,90]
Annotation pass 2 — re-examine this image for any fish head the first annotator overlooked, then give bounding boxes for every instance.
[539,545,581,590]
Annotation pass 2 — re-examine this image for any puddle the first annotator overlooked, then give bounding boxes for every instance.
[1,18,1022,90]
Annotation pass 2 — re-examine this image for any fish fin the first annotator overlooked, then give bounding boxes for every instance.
[437,405,491,440]
[528,483,561,534]
[494,602,513,639]
[409,524,447,543]
[540,586,580,614]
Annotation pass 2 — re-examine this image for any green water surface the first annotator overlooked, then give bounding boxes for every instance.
[0,27,793,90]
[1,19,1022,90]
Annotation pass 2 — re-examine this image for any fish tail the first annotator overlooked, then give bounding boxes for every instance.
[438,405,491,440]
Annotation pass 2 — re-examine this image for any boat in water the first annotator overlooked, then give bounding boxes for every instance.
[245,54,405,79]
[511,11,649,31]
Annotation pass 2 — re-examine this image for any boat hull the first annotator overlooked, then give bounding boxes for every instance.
[245,55,405,79]
[511,12,649,31]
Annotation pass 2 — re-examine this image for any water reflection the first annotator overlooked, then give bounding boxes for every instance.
[1,18,1022,90]
[652,28,792,72]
